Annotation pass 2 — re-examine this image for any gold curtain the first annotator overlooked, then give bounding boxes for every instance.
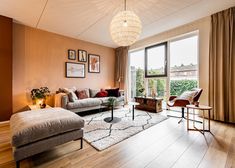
[115,47,129,101]
[209,7,235,123]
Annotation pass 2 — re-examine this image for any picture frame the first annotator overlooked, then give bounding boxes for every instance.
[68,49,76,60]
[88,54,100,73]
[78,49,87,62]
[65,62,85,78]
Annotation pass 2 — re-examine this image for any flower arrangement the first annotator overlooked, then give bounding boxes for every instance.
[31,87,50,108]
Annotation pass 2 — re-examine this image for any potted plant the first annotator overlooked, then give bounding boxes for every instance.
[31,87,50,108]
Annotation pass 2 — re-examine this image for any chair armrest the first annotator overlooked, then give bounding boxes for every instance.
[173,99,190,107]
[169,96,177,101]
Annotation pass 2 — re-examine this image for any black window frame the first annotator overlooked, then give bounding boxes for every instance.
[145,42,168,78]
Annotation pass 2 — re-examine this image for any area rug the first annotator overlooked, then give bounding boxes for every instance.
[83,108,168,151]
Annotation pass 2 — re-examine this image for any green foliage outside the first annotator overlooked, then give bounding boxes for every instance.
[133,68,198,98]
[136,68,145,96]
[170,80,198,96]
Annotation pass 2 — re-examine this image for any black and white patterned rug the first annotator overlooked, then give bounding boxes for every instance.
[83,108,168,151]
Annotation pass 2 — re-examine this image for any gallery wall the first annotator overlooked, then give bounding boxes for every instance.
[13,23,115,113]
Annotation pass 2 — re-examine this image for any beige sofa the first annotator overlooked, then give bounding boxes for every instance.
[10,108,84,168]
[55,88,125,113]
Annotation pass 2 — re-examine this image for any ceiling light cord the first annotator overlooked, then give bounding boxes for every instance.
[124,0,126,11]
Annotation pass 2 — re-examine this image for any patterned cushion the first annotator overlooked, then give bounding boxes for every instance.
[178,91,197,103]
[76,88,90,98]
[76,90,88,99]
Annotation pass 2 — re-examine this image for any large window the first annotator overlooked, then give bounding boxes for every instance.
[128,32,199,104]
[145,42,167,77]
[169,35,198,96]
[129,50,145,99]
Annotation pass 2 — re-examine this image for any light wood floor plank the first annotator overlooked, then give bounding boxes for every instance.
[0,111,234,168]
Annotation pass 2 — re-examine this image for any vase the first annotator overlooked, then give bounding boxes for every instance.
[36,98,46,109]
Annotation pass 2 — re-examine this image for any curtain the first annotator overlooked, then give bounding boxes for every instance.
[209,7,235,123]
[115,47,129,102]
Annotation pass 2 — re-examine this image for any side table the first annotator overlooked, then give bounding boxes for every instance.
[186,105,212,134]
[128,102,140,120]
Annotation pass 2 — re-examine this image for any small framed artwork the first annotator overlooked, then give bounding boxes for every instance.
[88,54,100,73]
[78,50,87,62]
[65,62,85,78]
[68,49,76,60]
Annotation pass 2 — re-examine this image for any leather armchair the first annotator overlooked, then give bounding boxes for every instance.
[167,88,203,123]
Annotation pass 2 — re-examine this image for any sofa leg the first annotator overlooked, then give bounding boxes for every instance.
[16,161,20,168]
[80,137,83,149]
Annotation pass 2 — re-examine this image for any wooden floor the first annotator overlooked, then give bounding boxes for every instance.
[0,110,234,168]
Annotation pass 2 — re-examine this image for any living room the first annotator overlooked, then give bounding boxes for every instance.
[0,0,235,168]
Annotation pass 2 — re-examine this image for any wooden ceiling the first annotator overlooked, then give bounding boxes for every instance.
[0,0,234,48]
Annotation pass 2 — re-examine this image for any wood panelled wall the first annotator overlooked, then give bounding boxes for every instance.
[0,15,12,121]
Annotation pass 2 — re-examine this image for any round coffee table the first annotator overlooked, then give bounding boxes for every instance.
[103,104,121,123]
[128,102,140,120]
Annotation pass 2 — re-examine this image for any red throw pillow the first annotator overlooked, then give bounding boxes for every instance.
[96,91,108,97]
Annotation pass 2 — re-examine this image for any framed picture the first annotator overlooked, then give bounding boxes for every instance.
[88,54,100,73]
[68,49,76,60]
[78,50,87,62]
[65,62,85,78]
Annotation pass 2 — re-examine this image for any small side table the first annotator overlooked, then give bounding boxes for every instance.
[28,105,52,110]
[186,105,212,134]
[128,102,140,120]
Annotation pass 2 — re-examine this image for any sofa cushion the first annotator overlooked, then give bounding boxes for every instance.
[68,91,78,102]
[10,108,84,148]
[97,97,110,104]
[76,88,90,98]
[178,90,198,103]
[106,88,120,97]
[90,89,99,98]
[76,90,89,99]
[67,98,101,109]
[96,91,108,97]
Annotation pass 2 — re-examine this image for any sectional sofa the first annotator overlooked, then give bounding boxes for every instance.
[54,87,125,113]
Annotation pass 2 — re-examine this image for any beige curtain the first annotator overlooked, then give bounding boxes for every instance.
[115,47,129,102]
[209,7,235,123]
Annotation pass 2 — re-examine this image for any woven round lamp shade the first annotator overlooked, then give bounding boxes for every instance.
[110,10,142,46]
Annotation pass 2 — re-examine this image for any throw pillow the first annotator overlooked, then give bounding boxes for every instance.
[68,91,78,102]
[76,90,89,99]
[178,90,198,103]
[96,91,108,97]
[76,88,90,98]
[89,89,99,98]
[105,88,120,97]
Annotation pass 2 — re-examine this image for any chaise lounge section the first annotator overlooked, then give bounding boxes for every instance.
[10,108,84,168]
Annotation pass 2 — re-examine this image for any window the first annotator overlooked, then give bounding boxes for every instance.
[145,42,167,77]
[169,35,198,96]
[129,50,145,99]
[128,32,199,107]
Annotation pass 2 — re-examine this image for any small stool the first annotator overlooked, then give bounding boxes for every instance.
[186,105,212,134]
